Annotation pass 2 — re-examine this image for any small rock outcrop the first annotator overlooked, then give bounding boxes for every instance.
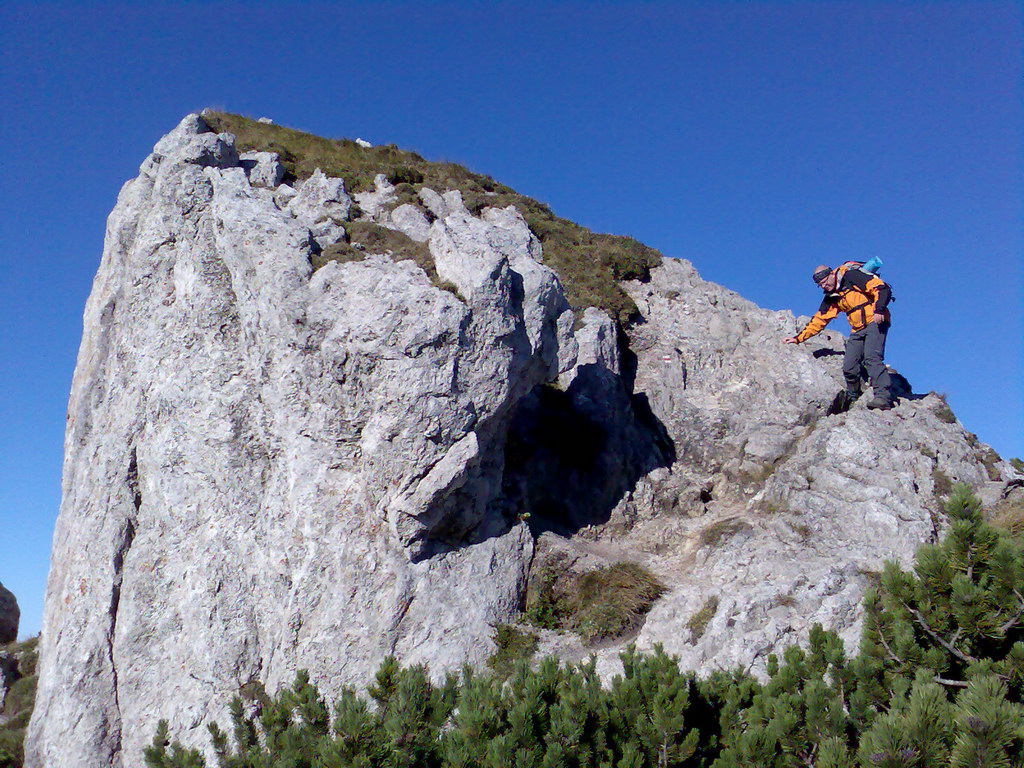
[0,583,20,714]
[0,583,18,645]
[25,114,1021,768]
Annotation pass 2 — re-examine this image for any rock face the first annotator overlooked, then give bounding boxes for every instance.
[510,258,1019,677]
[26,114,572,768]
[26,114,1022,768]
[0,583,17,645]
[529,261,1015,675]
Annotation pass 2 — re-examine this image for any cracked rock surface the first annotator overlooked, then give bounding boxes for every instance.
[26,115,571,768]
[531,260,1021,678]
[26,114,1022,767]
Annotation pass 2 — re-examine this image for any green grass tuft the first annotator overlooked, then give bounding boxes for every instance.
[975,445,1002,481]
[699,518,752,548]
[204,111,661,323]
[486,625,539,679]
[930,395,957,424]
[524,562,562,630]
[316,221,429,270]
[313,221,467,301]
[569,563,666,643]
[991,490,1024,538]
[526,559,666,644]
[789,521,813,541]
[932,468,953,500]
[686,596,719,643]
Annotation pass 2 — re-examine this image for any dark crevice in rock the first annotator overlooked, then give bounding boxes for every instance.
[617,325,641,394]
[106,450,140,765]
[126,448,142,513]
[503,364,675,537]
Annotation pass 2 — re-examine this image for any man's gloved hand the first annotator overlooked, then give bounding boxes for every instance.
[782,337,798,344]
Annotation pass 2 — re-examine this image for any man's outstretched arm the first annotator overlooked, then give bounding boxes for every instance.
[783,299,839,344]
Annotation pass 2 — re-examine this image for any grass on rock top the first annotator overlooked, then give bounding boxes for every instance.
[315,222,463,300]
[203,111,662,323]
[315,222,432,276]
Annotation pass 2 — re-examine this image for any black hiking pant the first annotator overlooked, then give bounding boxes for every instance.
[844,322,891,401]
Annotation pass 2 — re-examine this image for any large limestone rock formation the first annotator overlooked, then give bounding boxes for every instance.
[26,114,1021,767]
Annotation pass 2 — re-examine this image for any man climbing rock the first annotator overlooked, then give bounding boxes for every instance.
[783,263,894,410]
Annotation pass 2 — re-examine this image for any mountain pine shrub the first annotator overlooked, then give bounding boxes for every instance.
[859,484,1024,700]
[712,625,856,767]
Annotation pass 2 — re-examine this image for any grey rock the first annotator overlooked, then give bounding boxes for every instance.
[153,115,238,169]
[559,307,619,389]
[257,117,274,124]
[239,151,285,188]
[442,190,469,216]
[286,168,351,247]
[26,114,574,768]
[558,258,1021,679]
[418,187,448,219]
[353,174,396,218]
[387,203,432,242]
[273,183,298,210]
[0,583,17,644]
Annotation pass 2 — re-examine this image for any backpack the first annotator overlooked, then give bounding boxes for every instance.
[832,258,895,302]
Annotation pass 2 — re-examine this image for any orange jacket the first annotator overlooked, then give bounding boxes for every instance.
[794,269,891,342]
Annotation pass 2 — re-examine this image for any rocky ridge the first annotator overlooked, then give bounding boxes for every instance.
[25,114,1022,768]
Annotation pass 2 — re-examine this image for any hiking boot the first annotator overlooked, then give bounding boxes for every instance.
[828,388,862,415]
[866,396,893,410]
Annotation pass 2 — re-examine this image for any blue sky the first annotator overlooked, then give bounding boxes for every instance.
[1,1,1020,638]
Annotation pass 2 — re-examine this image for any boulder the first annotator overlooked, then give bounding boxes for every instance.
[239,151,285,189]
[0,583,17,645]
[286,167,351,247]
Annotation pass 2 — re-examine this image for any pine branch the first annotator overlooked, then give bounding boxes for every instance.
[796,741,818,767]
[876,625,906,666]
[902,603,979,665]
[996,593,1024,635]
[932,675,968,689]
